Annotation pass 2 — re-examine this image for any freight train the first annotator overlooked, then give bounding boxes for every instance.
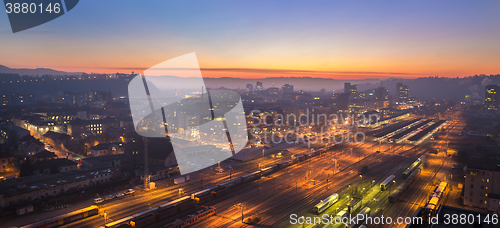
[425,182,448,210]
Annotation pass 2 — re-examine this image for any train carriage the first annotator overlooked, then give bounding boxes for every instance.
[260,166,274,176]
[20,205,99,228]
[380,175,395,191]
[104,207,158,228]
[348,207,371,228]
[164,219,185,228]
[313,193,339,214]
[212,186,230,198]
[362,209,383,228]
[157,206,178,220]
[242,170,261,183]
[402,159,421,179]
[133,213,157,227]
[218,178,242,188]
[277,160,292,169]
[158,196,194,214]
[163,207,216,228]
[191,187,216,204]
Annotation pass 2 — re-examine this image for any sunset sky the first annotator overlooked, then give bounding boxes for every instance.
[1,1,500,79]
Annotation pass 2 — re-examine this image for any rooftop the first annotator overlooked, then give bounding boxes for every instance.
[32,158,78,170]
[32,150,57,159]
[0,167,119,197]
[0,152,14,159]
[467,158,500,172]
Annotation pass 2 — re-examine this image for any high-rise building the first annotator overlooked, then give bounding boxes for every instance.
[282,84,294,94]
[256,81,263,91]
[268,87,280,95]
[485,85,499,110]
[396,83,409,104]
[337,92,351,112]
[375,87,388,101]
[246,84,254,92]
[344,83,357,94]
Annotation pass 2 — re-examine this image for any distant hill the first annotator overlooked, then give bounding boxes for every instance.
[1,64,499,101]
[0,65,82,76]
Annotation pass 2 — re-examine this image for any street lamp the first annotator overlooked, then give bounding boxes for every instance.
[235,203,245,222]
[333,159,337,175]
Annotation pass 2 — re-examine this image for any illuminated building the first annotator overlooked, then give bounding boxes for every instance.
[484,85,499,110]
[256,81,263,91]
[464,159,500,211]
[344,83,357,94]
[268,87,280,95]
[282,84,294,94]
[396,83,409,104]
[246,84,254,92]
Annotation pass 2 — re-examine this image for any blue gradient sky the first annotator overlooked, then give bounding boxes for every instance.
[1,1,500,79]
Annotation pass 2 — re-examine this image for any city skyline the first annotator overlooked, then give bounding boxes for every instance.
[2,1,500,79]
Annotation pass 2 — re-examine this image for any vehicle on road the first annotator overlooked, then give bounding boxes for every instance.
[94,198,104,204]
[115,193,124,198]
[125,189,135,195]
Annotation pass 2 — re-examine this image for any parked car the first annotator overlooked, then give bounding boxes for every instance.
[104,195,115,200]
[116,193,125,198]
[125,189,135,195]
[94,198,104,204]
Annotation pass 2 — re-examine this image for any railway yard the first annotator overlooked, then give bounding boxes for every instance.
[13,108,464,228]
